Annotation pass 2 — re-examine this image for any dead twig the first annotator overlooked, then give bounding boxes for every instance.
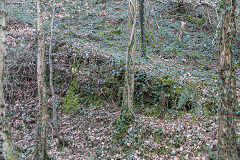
[6,1,34,4]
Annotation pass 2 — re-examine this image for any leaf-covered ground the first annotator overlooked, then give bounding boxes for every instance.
[5,0,240,159]
[10,99,235,159]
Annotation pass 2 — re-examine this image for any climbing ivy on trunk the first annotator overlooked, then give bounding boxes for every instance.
[123,0,137,115]
[217,0,238,159]
[0,0,18,159]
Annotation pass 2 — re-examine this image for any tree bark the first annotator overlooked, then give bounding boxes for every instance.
[0,0,18,159]
[139,0,145,57]
[123,0,137,115]
[35,0,47,159]
[217,0,238,159]
[179,21,186,42]
[49,0,58,141]
[48,0,67,147]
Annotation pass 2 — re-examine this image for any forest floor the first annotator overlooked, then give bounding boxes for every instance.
[9,99,227,159]
[5,0,240,159]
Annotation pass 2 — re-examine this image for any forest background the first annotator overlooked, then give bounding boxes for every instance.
[1,0,240,159]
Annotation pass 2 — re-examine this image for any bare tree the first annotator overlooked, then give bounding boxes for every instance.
[49,0,57,139]
[48,0,67,146]
[35,0,48,159]
[217,0,238,159]
[123,0,137,115]
[0,0,19,159]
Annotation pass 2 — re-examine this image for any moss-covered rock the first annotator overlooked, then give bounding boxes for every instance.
[62,53,124,113]
[135,71,182,108]
[62,80,80,114]
[62,53,199,115]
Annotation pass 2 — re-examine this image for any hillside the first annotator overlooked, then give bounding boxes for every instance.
[4,0,240,159]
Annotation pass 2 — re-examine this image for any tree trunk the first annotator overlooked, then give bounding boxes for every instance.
[179,21,186,42]
[123,0,137,114]
[35,0,47,159]
[139,0,145,57]
[48,0,67,147]
[48,0,58,139]
[217,0,238,159]
[0,0,18,159]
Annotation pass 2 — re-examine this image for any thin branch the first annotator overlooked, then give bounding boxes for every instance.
[48,0,68,147]
[150,2,161,31]
[6,1,34,4]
